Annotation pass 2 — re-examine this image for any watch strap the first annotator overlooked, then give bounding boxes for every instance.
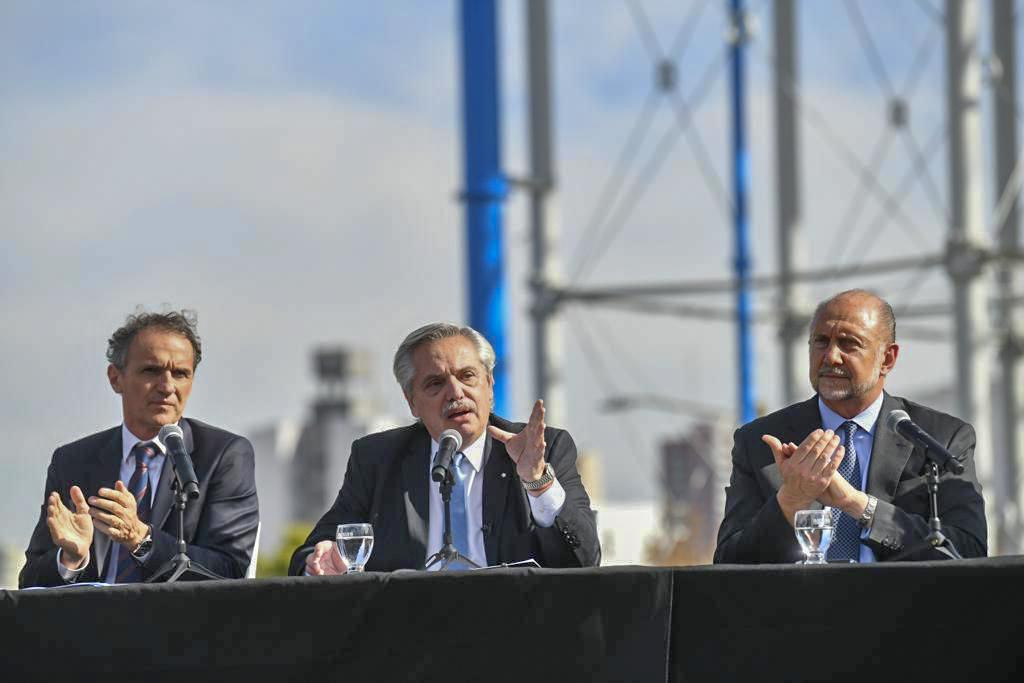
[521,463,555,491]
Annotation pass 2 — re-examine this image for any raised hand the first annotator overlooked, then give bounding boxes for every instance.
[46,486,94,568]
[487,399,547,483]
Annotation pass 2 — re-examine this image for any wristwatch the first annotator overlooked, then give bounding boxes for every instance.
[131,527,153,558]
[521,463,556,491]
[858,495,878,528]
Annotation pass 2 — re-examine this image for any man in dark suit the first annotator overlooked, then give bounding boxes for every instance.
[715,289,986,564]
[19,310,259,587]
[291,323,599,574]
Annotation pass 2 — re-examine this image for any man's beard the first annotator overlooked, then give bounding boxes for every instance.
[814,364,880,401]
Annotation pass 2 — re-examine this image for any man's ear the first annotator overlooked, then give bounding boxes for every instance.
[880,343,900,376]
[107,364,123,394]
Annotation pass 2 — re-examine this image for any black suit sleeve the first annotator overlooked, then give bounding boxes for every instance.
[714,427,804,564]
[142,435,260,580]
[529,428,600,567]
[287,440,373,576]
[866,422,987,560]
[19,450,79,588]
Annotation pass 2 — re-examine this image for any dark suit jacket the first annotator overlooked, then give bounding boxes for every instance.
[288,414,600,574]
[714,393,987,563]
[19,418,260,587]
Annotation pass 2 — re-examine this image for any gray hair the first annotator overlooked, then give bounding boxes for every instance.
[393,322,495,396]
[106,308,202,370]
[810,289,896,344]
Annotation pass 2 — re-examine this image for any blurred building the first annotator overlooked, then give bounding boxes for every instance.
[647,420,732,565]
[249,347,400,564]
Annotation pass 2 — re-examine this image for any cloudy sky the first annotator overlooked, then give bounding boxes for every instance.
[2,1,1009,554]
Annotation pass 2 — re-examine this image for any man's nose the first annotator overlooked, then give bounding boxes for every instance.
[445,375,465,399]
[156,371,175,392]
[824,342,843,365]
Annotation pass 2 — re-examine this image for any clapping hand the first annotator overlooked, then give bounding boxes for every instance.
[46,486,94,569]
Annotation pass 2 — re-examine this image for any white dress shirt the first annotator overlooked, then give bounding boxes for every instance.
[57,424,168,582]
[424,433,566,570]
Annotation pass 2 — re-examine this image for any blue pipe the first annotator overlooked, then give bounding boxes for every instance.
[459,0,509,415]
[730,0,756,424]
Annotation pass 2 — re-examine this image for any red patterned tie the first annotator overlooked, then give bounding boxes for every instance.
[114,442,157,583]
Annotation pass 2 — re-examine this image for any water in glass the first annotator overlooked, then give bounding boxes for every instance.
[793,508,834,564]
[336,523,374,573]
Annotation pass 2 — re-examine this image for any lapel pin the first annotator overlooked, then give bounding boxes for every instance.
[500,472,508,479]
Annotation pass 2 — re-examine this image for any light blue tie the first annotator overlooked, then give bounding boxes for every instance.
[448,452,472,570]
[828,421,863,562]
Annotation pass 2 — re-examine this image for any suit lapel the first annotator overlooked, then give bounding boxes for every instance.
[482,428,512,565]
[401,427,431,567]
[86,428,122,581]
[866,393,913,502]
[150,420,193,530]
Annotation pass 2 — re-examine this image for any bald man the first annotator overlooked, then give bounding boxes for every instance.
[715,289,986,564]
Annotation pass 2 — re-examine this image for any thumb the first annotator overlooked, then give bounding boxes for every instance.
[487,425,513,444]
[70,486,90,513]
[115,480,129,494]
[761,434,785,466]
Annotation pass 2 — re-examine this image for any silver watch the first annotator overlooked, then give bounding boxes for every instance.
[858,495,878,528]
[521,463,555,491]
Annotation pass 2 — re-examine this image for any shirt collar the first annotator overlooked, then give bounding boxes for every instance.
[429,430,487,473]
[120,424,170,465]
[817,392,884,435]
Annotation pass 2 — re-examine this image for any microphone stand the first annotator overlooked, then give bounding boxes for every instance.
[145,478,225,582]
[424,465,480,571]
[888,461,963,561]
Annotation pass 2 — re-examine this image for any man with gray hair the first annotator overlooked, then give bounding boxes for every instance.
[19,309,259,586]
[290,322,599,573]
[715,289,986,564]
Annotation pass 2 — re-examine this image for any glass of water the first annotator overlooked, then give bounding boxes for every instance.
[336,523,374,573]
[794,508,835,564]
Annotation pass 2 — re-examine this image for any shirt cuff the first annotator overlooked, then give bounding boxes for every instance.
[527,477,566,527]
[55,548,89,582]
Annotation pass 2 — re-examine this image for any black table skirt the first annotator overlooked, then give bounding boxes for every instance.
[3,557,1023,682]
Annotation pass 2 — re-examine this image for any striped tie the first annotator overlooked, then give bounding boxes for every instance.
[828,421,863,562]
[114,442,157,583]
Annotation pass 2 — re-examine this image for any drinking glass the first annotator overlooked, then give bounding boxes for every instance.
[336,523,374,573]
[793,508,834,564]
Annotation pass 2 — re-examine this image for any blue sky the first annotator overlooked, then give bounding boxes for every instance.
[2,0,1010,558]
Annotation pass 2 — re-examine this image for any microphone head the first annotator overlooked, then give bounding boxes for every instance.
[158,423,185,443]
[439,428,463,451]
[886,409,911,434]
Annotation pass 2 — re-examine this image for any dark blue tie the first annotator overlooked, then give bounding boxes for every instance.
[114,442,157,583]
[828,421,863,562]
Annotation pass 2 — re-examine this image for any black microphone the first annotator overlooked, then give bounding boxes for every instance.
[431,429,463,482]
[885,409,965,475]
[158,424,201,498]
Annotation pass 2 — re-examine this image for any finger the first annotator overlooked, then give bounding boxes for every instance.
[93,519,114,537]
[88,509,123,529]
[86,496,125,514]
[97,485,132,507]
[68,486,91,514]
[306,553,322,575]
[824,446,845,477]
[803,430,836,464]
[487,425,514,444]
[527,400,545,434]
[794,430,824,463]
[761,435,785,465]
